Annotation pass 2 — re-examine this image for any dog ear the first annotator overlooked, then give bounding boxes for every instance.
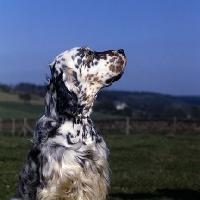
[56,72,78,116]
[44,78,58,120]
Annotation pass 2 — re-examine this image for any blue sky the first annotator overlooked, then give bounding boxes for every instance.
[0,0,199,95]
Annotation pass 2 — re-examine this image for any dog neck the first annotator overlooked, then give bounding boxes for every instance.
[76,83,100,117]
[44,76,101,123]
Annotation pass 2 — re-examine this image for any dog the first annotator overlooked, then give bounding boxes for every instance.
[12,46,126,200]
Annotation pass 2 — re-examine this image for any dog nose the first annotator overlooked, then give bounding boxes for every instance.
[118,49,125,55]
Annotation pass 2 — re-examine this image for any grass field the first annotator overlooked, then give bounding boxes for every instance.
[0,102,44,119]
[1,133,200,200]
[0,91,44,104]
[0,91,44,119]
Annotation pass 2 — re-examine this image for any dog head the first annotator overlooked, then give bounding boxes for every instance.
[46,46,126,118]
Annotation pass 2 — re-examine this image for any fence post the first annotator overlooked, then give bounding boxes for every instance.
[12,118,15,136]
[173,116,177,134]
[126,117,130,135]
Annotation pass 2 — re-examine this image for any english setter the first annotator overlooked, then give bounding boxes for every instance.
[12,46,126,200]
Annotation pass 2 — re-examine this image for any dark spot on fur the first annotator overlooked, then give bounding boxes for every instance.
[93,77,99,82]
[77,59,82,65]
[109,57,117,62]
[109,65,115,72]
[96,137,102,143]
[73,71,79,87]
[66,134,75,145]
[87,74,94,80]
[76,49,85,58]
[56,72,78,116]
[103,55,107,60]
[62,64,67,70]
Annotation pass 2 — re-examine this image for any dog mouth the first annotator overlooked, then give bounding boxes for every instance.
[105,51,126,86]
[105,72,124,85]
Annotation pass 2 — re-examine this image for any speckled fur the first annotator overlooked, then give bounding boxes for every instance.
[11,47,126,200]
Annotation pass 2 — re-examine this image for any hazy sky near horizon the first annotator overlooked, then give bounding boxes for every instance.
[0,0,199,95]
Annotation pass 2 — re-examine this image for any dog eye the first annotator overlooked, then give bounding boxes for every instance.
[87,50,94,56]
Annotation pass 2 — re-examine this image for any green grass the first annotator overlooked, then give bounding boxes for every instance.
[0,136,31,199]
[0,90,44,119]
[0,91,21,102]
[0,103,43,119]
[106,133,200,200]
[1,133,200,200]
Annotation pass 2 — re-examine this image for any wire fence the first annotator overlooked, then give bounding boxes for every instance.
[0,117,200,137]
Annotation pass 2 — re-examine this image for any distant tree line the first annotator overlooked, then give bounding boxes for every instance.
[93,100,200,119]
[0,82,46,104]
[0,83,46,97]
[18,93,32,104]
[13,83,46,97]
[0,83,11,93]
[95,91,200,119]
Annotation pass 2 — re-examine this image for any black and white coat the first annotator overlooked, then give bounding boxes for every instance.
[12,47,126,200]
